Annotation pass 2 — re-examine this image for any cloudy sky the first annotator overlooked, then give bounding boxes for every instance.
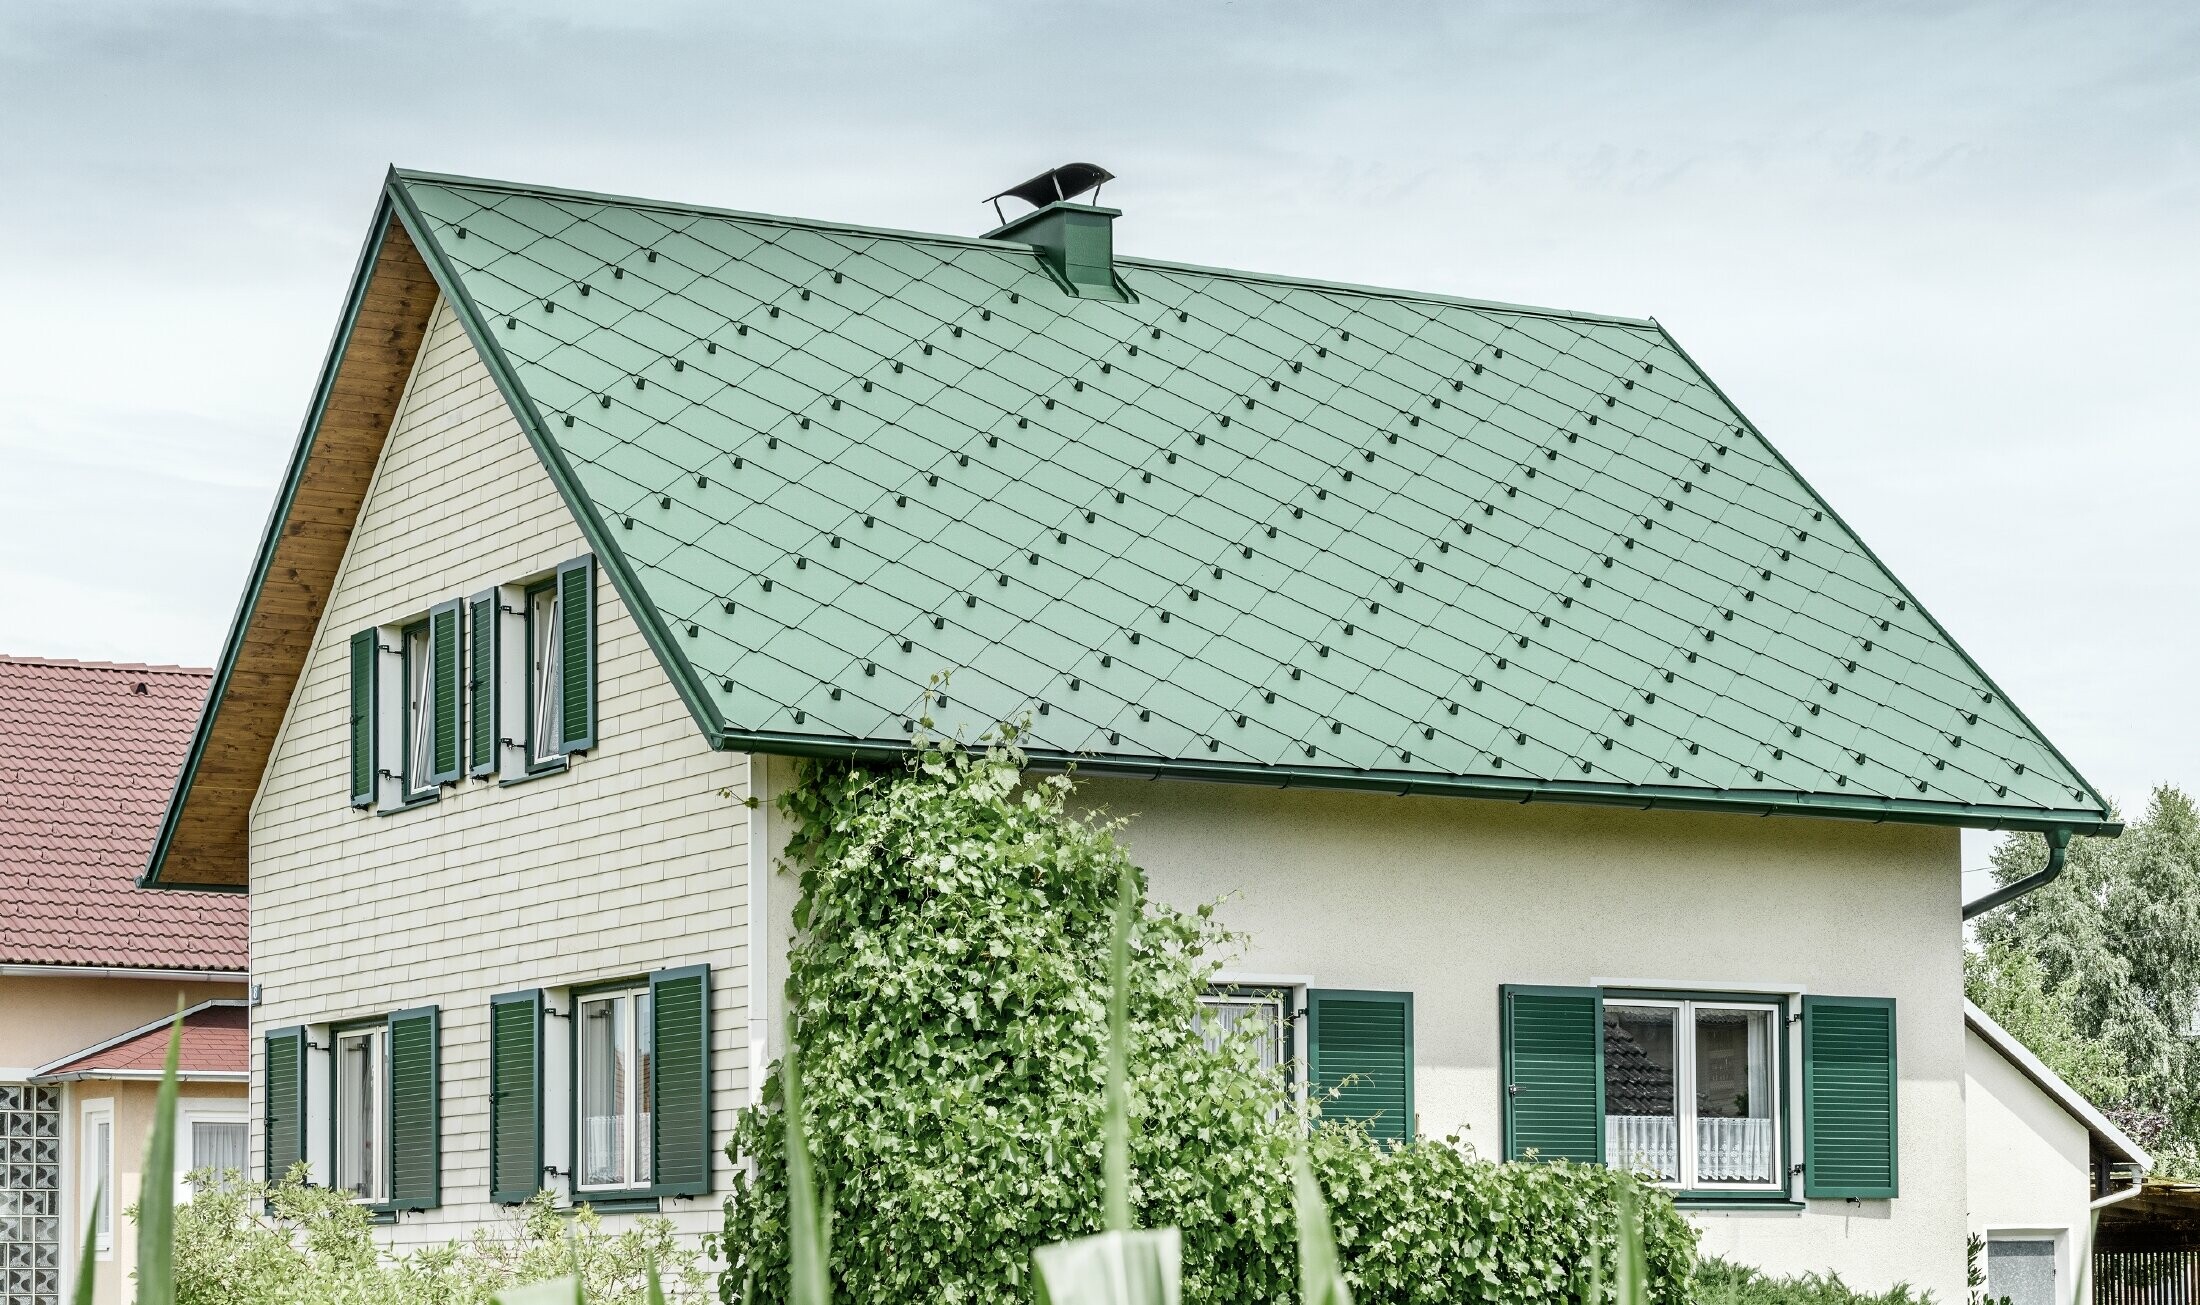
[4,0,2193,883]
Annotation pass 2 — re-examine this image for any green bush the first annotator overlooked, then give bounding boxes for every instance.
[1693,1255,1929,1305]
[720,733,1695,1302]
[163,1171,707,1305]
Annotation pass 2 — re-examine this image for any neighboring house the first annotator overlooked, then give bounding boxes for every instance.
[0,656,249,1305]
[140,164,2120,1298]
[1964,1002,2148,1305]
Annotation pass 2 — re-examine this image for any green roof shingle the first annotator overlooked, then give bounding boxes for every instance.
[390,170,2110,832]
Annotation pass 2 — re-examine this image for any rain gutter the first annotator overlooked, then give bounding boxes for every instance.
[1961,827,2073,920]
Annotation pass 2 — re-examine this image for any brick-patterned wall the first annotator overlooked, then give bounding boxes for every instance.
[248,298,750,1247]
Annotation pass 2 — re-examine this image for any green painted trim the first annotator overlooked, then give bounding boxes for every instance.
[498,759,568,788]
[648,963,712,1198]
[1307,988,1415,1143]
[390,168,1646,331]
[385,178,728,753]
[1801,994,1899,1200]
[262,1026,307,1185]
[1498,984,1605,1164]
[488,989,544,1205]
[1650,321,2114,825]
[466,590,499,780]
[427,599,463,787]
[572,1195,663,1216]
[1676,1198,1805,1212]
[140,193,404,890]
[555,554,598,754]
[712,729,2121,836]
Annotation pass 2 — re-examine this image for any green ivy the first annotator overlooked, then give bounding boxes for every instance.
[721,732,1696,1303]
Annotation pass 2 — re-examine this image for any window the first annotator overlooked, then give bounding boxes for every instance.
[401,620,436,799]
[1197,987,1291,1080]
[1986,1237,2057,1305]
[577,986,654,1192]
[334,1025,387,1202]
[187,1118,248,1195]
[1602,998,1780,1191]
[81,1100,113,1255]
[526,580,564,768]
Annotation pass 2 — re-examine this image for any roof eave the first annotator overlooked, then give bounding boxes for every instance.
[714,728,2118,836]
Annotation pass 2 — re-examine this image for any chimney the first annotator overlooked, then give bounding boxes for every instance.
[982,162,1128,301]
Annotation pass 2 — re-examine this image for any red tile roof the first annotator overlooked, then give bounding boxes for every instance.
[0,655,247,969]
[34,1000,248,1078]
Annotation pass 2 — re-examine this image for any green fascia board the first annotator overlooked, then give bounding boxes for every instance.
[383,168,2114,836]
[139,192,405,891]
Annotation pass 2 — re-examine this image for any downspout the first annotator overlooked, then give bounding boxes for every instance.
[1961,827,2072,920]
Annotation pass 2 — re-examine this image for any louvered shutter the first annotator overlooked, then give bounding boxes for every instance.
[556,555,596,754]
[1308,989,1414,1142]
[467,590,499,778]
[1501,986,1605,1164]
[348,630,376,807]
[650,966,711,1195]
[263,1027,306,1183]
[489,990,542,1203]
[387,1007,441,1210]
[1803,995,1897,1198]
[427,600,462,785]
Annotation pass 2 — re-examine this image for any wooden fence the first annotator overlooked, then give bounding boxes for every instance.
[2097,1252,2200,1305]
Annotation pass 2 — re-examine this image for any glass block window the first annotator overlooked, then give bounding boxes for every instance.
[0,1084,61,1305]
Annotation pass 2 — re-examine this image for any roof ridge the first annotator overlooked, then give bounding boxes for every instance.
[0,653,212,676]
[389,167,1657,331]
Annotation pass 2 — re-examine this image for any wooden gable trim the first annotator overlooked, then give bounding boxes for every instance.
[143,203,439,889]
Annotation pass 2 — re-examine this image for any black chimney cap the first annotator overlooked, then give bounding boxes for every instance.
[987,163,1115,212]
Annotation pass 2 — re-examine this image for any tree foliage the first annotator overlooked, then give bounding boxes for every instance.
[1968,786,2200,1168]
[719,733,1695,1303]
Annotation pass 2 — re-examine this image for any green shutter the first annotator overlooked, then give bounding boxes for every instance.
[1501,985,1604,1164]
[387,1007,441,1210]
[263,1027,306,1183]
[348,629,376,807]
[467,590,499,778]
[489,990,542,1204]
[556,555,596,754]
[428,600,462,785]
[650,965,711,1195]
[1308,989,1414,1143]
[1803,995,1897,1199]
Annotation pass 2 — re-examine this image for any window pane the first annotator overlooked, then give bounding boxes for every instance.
[88,1118,111,1241]
[1197,993,1287,1075]
[579,995,628,1188]
[1695,1007,1777,1184]
[636,991,654,1187]
[1603,1004,1679,1182]
[530,588,563,763]
[335,1032,379,1198]
[1987,1239,2056,1305]
[191,1121,248,1193]
[407,626,434,793]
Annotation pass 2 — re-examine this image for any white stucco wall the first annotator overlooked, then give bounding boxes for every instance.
[1965,1026,2093,1301]
[755,752,1969,1298]
[249,298,752,1248]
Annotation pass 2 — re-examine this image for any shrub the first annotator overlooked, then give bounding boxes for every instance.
[1694,1255,1930,1305]
[720,732,1695,1302]
[163,1171,708,1305]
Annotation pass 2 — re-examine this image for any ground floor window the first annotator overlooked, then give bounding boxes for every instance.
[185,1115,248,1195]
[333,1025,388,1202]
[1602,997,1781,1190]
[1196,987,1292,1080]
[1985,1237,2056,1305]
[577,986,654,1192]
[78,1100,112,1255]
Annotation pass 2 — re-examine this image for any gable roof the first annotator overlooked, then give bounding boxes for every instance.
[144,169,2115,886]
[0,656,248,966]
[31,999,248,1082]
[1966,1000,2148,1169]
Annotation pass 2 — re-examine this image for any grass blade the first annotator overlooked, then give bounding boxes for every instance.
[1032,1228,1182,1305]
[786,1044,830,1305]
[646,1256,667,1305]
[133,1009,184,1305]
[1104,864,1133,1233]
[1291,1147,1351,1305]
[1612,1179,1645,1305]
[71,1182,100,1305]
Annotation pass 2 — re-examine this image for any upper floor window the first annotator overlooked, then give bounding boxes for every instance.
[526,578,565,769]
[401,619,437,801]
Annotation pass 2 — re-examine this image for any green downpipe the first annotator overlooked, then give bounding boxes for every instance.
[1961,826,2072,919]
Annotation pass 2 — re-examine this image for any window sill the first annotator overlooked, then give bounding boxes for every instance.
[375,791,442,816]
[570,1192,661,1215]
[498,759,569,788]
[1676,1196,1804,1213]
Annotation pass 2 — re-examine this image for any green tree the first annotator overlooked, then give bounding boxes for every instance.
[1969,786,2200,1168]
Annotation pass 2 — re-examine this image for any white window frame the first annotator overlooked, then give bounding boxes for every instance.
[525,579,565,769]
[401,619,436,800]
[574,984,652,1194]
[1601,995,1785,1194]
[79,1097,114,1258]
[176,1105,250,1203]
[1983,1228,2068,1305]
[332,1025,389,1204]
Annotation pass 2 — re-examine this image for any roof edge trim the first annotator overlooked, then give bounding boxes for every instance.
[386,176,730,746]
[713,729,2122,836]
[141,191,406,890]
[29,997,248,1079]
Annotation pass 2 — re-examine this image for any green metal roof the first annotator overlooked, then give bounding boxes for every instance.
[388,169,2112,833]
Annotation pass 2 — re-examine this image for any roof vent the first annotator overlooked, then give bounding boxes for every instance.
[983,162,1129,302]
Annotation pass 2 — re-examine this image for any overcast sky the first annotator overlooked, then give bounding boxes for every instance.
[4,0,2193,882]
